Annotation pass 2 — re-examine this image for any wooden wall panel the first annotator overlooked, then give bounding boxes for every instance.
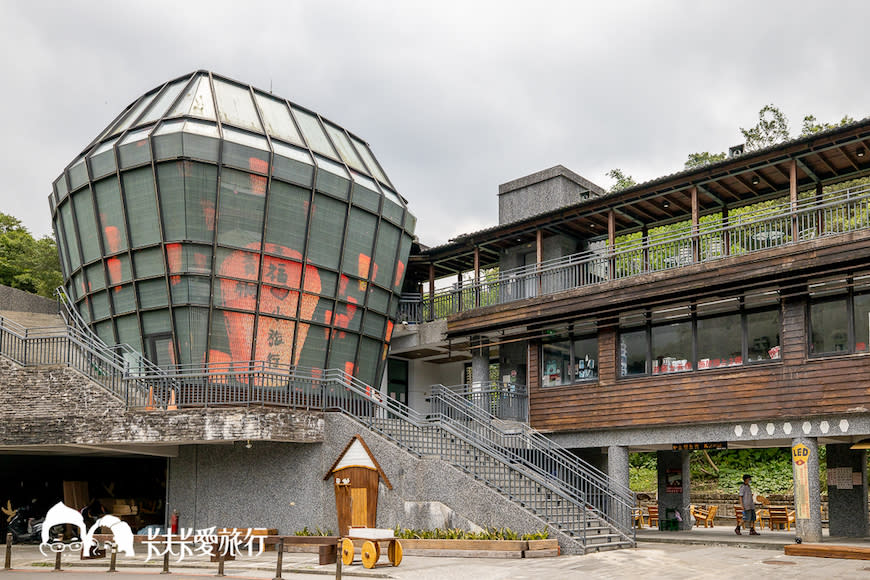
[528,296,870,433]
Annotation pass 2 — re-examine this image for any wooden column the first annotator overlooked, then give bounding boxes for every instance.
[722,206,730,257]
[816,182,824,236]
[536,229,543,295]
[473,246,480,307]
[691,186,700,263]
[608,210,616,279]
[790,159,799,238]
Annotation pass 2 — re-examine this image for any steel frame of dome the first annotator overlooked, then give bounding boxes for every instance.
[49,70,416,387]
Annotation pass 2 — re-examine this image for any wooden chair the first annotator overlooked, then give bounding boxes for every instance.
[694,505,717,528]
[647,505,659,528]
[756,495,771,530]
[633,507,645,528]
[734,505,748,529]
[768,506,795,531]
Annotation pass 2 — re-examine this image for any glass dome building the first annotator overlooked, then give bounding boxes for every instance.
[50,71,415,387]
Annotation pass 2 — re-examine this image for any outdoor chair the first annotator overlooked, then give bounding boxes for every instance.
[734,505,749,530]
[755,495,771,530]
[633,506,645,528]
[768,506,795,531]
[647,505,659,528]
[693,504,717,527]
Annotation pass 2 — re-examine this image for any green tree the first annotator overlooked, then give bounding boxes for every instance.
[739,104,790,151]
[800,114,855,137]
[0,212,63,298]
[606,168,637,193]
[684,151,727,169]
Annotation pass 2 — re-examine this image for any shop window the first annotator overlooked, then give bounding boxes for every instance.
[809,285,870,356]
[542,334,598,387]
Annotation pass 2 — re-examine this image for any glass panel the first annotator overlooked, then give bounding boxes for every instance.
[133,247,164,277]
[296,323,328,368]
[216,247,260,280]
[394,234,412,292]
[182,132,220,162]
[137,278,168,309]
[810,298,848,354]
[105,254,132,285]
[343,207,377,277]
[325,124,365,171]
[404,211,417,236]
[72,188,101,263]
[115,314,141,351]
[315,156,351,199]
[95,320,115,345]
[122,167,161,247]
[373,222,399,288]
[368,286,390,314]
[352,179,381,213]
[68,158,88,191]
[573,336,598,381]
[212,78,262,132]
[748,308,781,361]
[265,180,310,257]
[854,293,870,353]
[620,329,648,376]
[258,284,299,318]
[255,316,296,367]
[171,75,216,120]
[652,321,692,374]
[209,309,254,362]
[272,141,314,187]
[356,337,381,386]
[85,262,105,292]
[380,185,404,207]
[153,119,184,136]
[94,177,128,254]
[166,243,212,275]
[254,92,303,145]
[54,175,69,200]
[217,168,266,248]
[170,276,211,306]
[91,290,110,320]
[59,202,80,271]
[307,194,346,269]
[382,198,404,226]
[292,107,335,157]
[319,269,337,297]
[71,272,84,300]
[214,278,257,312]
[110,90,159,135]
[173,306,209,366]
[141,309,171,334]
[327,329,358,372]
[351,136,391,186]
[363,312,385,337]
[89,137,119,179]
[137,78,187,125]
[157,162,218,243]
[112,284,136,314]
[260,254,303,290]
[697,313,742,369]
[542,340,571,387]
[53,217,69,277]
[118,126,152,168]
[222,128,270,175]
[333,299,362,331]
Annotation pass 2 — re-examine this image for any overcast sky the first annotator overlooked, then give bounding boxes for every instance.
[2,1,868,246]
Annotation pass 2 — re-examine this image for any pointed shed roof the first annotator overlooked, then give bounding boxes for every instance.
[324,434,392,489]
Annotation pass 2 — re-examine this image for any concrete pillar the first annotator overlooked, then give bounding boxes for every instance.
[791,437,822,542]
[826,444,869,537]
[471,341,490,414]
[656,450,692,530]
[607,445,630,491]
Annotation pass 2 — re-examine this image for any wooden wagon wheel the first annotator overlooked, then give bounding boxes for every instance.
[341,538,355,566]
[361,540,379,569]
[387,539,403,566]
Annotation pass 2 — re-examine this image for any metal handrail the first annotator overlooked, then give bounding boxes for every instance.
[430,384,634,543]
[406,182,870,322]
[438,381,528,422]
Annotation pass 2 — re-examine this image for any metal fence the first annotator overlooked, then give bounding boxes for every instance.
[402,183,870,322]
[434,382,529,422]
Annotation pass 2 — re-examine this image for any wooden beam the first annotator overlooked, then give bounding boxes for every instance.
[696,185,724,206]
[796,158,820,182]
[814,150,838,175]
[691,186,700,263]
[790,159,798,238]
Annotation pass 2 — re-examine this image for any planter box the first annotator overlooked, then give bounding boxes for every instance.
[395,538,558,559]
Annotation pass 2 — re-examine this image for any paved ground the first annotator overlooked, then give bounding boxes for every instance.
[4,528,870,579]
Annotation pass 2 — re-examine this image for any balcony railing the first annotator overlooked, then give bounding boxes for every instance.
[399,183,870,323]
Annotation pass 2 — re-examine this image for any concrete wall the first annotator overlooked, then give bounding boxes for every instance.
[497,166,604,225]
[0,285,58,316]
[826,444,869,537]
[408,359,465,412]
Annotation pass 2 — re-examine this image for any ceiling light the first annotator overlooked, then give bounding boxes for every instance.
[663,201,670,209]
[751,176,760,185]
[858,148,866,158]
[245,440,253,449]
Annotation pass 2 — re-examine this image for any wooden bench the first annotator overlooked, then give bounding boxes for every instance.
[692,505,718,527]
[784,544,870,561]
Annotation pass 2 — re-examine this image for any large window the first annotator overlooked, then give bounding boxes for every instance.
[809,276,870,355]
[619,293,781,378]
[542,328,598,387]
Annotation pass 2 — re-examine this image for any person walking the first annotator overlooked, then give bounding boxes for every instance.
[736,474,759,535]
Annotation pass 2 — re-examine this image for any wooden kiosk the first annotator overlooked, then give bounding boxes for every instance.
[325,435,402,568]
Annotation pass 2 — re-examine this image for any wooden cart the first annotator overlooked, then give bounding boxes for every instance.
[340,528,403,569]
